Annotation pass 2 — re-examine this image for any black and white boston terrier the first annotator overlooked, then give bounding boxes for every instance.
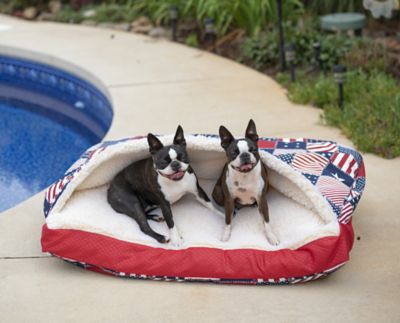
[107,126,219,246]
[212,119,279,245]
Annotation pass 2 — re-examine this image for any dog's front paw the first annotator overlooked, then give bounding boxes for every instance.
[264,223,279,246]
[153,233,169,244]
[170,235,183,248]
[169,226,183,247]
[266,233,280,246]
[221,225,232,242]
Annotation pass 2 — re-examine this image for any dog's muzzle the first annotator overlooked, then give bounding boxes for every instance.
[159,170,186,181]
[232,162,256,173]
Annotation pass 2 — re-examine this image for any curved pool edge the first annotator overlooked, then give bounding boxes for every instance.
[0,44,113,105]
[0,45,114,213]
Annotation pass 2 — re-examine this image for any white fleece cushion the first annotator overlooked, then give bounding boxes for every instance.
[46,135,340,251]
[47,180,338,251]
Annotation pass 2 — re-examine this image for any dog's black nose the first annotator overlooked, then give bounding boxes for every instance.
[170,161,181,172]
[240,152,251,163]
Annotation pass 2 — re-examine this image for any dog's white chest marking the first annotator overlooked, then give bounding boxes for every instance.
[226,162,264,205]
[158,171,197,204]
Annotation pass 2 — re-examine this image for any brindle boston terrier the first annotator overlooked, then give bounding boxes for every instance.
[108,126,220,246]
[212,120,279,245]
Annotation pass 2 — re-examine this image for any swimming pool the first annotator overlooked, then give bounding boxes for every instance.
[0,53,113,212]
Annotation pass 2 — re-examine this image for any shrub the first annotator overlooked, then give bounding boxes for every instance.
[0,0,48,12]
[106,0,304,36]
[241,17,389,74]
[278,69,400,158]
[90,4,137,23]
[240,22,356,71]
[302,0,364,15]
[240,30,279,69]
[1,0,305,37]
[54,6,84,23]
[277,70,338,106]
[185,32,199,47]
[317,35,353,69]
[344,38,387,72]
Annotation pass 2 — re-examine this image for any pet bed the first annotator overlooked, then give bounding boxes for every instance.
[41,135,365,285]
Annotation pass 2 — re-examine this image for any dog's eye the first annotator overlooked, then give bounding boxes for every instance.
[249,147,257,153]
[177,153,188,163]
[233,148,240,157]
[162,156,171,167]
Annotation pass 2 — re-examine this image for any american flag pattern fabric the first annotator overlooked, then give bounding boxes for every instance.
[306,141,338,153]
[256,137,365,223]
[331,151,358,177]
[316,175,350,206]
[292,152,329,176]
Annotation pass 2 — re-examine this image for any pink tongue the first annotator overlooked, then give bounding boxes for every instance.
[240,164,253,171]
[170,171,185,179]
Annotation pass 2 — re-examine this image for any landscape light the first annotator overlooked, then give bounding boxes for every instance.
[285,42,296,82]
[169,5,178,41]
[313,42,322,70]
[204,18,217,51]
[333,64,347,109]
[204,18,216,35]
[277,0,286,71]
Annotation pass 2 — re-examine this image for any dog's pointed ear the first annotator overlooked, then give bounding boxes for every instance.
[147,133,163,154]
[245,119,258,143]
[173,125,186,147]
[219,126,235,150]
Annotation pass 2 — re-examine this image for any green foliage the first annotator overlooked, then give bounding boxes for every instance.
[303,0,364,15]
[278,71,338,106]
[54,6,84,23]
[240,20,355,71]
[344,38,387,72]
[182,0,240,36]
[279,70,400,158]
[284,20,320,65]
[182,0,303,36]
[0,0,49,12]
[122,0,179,26]
[4,0,48,8]
[240,30,279,69]
[105,0,304,36]
[54,3,138,23]
[185,32,199,47]
[90,3,137,23]
[284,25,355,69]
[2,0,305,37]
[241,16,388,74]
[318,35,353,69]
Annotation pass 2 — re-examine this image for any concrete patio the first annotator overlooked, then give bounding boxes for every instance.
[0,14,399,323]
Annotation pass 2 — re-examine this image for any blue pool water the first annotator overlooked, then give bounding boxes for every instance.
[0,54,113,212]
[0,101,93,211]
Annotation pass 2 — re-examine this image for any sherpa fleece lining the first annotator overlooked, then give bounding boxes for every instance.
[46,135,339,251]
